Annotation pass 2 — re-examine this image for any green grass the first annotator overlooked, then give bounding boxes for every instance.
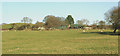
[2,29,118,54]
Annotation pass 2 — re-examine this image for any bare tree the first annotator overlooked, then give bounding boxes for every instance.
[77,19,89,25]
[21,17,32,23]
[105,7,120,33]
[98,20,105,29]
[93,20,99,25]
[77,20,84,25]
[21,17,32,29]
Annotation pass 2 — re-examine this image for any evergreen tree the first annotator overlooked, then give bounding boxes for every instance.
[65,15,74,25]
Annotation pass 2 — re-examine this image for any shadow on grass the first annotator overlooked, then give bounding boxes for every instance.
[82,32,120,36]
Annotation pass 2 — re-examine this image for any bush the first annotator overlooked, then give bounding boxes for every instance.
[17,24,31,30]
[17,25,26,30]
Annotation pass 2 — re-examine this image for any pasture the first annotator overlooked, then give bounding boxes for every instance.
[2,29,118,54]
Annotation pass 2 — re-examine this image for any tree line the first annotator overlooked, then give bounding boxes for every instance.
[2,6,120,33]
[8,15,75,30]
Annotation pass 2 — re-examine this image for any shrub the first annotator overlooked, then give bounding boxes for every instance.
[17,24,31,30]
[17,25,26,30]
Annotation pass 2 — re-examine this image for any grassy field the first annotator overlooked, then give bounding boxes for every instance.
[2,29,118,54]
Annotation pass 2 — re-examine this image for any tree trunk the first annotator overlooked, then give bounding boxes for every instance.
[113,28,117,33]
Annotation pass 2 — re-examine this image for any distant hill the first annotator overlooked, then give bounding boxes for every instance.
[2,23,34,30]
